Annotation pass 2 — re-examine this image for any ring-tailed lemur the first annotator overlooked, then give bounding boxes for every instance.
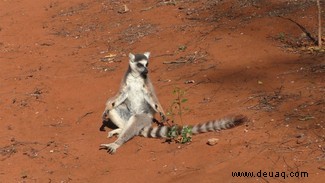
[100,52,247,154]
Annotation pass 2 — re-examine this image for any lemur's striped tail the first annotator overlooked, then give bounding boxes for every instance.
[139,114,247,138]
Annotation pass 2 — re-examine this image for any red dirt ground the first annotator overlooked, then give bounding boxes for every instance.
[0,0,324,182]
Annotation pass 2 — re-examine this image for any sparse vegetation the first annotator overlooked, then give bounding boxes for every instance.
[166,87,192,143]
[1,0,324,182]
[166,124,193,144]
[166,87,189,125]
[273,1,324,54]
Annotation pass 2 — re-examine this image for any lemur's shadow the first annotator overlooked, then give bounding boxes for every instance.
[99,118,164,131]
[99,119,117,131]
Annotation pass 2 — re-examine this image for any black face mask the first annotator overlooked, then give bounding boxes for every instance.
[141,69,148,79]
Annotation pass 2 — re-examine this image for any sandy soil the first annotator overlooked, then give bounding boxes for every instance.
[0,0,324,182]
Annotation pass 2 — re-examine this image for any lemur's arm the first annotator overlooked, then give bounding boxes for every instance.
[105,85,128,110]
[102,85,128,121]
[143,81,166,122]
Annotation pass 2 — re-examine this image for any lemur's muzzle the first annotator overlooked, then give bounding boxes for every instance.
[142,68,148,75]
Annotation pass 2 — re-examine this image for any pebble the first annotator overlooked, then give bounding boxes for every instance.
[207,138,219,146]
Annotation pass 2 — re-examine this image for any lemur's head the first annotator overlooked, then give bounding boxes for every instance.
[129,52,150,78]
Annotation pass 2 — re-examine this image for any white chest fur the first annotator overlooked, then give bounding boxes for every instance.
[125,75,148,114]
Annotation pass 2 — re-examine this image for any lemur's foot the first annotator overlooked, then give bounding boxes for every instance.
[100,143,120,154]
[107,128,122,138]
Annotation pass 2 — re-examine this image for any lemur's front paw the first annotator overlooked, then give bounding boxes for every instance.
[107,128,122,138]
[160,112,167,123]
[100,143,120,154]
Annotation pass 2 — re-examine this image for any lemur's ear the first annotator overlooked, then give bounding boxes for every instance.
[144,52,150,59]
[129,53,135,62]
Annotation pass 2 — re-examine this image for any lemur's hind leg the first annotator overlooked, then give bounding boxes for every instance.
[100,114,152,154]
[105,104,131,138]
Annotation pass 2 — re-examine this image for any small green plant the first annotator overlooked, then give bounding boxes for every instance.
[178,45,187,51]
[166,87,192,144]
[167,125,179,139]
[166,125,192,144]
[166,86,189,125]
[179,126,192,143]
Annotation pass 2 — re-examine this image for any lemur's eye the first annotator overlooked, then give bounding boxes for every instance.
[136,63,144,68]
[145,63,148,67]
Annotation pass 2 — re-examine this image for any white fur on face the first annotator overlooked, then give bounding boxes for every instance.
[139,60,148,66]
